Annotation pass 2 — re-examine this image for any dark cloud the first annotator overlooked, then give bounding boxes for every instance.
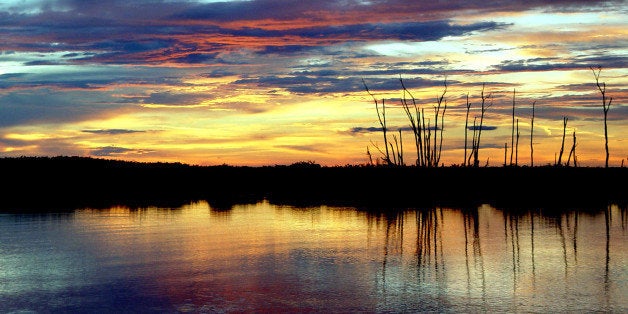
[200,69,238,78]
[275,144,325,153]
[171,0,625,22]
[0,67,190,91]
[8,0,619,71]
[82,129,145,135]
[299,21,506,41]
[234,74,452,95]
[227,21,506,43]
[361,76,450,92]
[493,55,627,72]
[90,146,139,156]
[256,45,319,55]
[143,91,214,105]
[173,53,219,64]
[349,127,383,134]
[0,0,510,65]
[0,89,126,128]
[467,126,498,131]
[23,60,65,66]
[235,75,365,94]
[350,126,437,134]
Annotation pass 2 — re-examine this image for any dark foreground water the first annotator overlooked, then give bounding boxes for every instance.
[1,201,626,313]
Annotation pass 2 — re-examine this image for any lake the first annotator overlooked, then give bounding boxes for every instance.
[1,200,626,313]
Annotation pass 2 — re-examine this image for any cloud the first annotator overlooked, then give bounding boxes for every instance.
[90,145,153,156]
[82,129,146,135]
[275,144,325,153]
[493,55,627,72]
[0,0,511,65]
[143,91,215,106]
[0,89,127,127]
[234,75,364,94]
[349,126,437,134]
[467,126,498,131]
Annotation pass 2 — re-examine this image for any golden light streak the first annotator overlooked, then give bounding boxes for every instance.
[4,133,54,141]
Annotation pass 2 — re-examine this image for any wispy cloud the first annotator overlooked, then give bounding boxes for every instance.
[82,129,145,135]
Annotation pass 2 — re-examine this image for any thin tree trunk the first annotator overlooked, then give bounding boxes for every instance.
[464,93,471,167]
[363,79,392,165]
[399,76,421,166]
[504,143,508,167]
[557,117,568,166]
[474,84,491,167]
[515,119,520,167]
[591,67,612,168]
[510,89,515,166]
[530,101,535,167]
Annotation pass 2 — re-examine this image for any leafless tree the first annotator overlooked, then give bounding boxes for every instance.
[591,66,612,168]
[472,84,491,167]
[400,76,423,166]
[515,119,520,166]
[400,76,447,167]
[557,117,568,166]
[463,93,471,166]
[510,89,516,166]
[434,79,448,167]
[566,130,578,167]
[530,101,536,167]
[363,78,393,165]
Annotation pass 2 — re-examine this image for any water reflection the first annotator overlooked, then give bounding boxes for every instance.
[0,201,626,313]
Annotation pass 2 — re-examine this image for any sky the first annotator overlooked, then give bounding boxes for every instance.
[0,0,626,167]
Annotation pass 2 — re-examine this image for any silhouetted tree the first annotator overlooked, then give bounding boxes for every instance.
[400,76,423,166]
[400,76,447,167]
[503,142,508,167]
[510,89,516,166]
[530,101,536,167]
[463,93,471,166]
[363,78,393,165]
[591,66,612,168]
[557,117,568,166]
[515,119,520,166]
[566,130,578,167]
[471,84,491,167]
[435,79,447,167]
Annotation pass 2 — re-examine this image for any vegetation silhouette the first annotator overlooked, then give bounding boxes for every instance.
[1,156,625,212]
[362,67,621,167]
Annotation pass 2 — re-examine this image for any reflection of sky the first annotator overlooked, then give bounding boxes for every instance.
[0,1,626,166]
[0,202,626,312]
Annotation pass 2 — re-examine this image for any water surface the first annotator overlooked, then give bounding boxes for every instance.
[1,201,626,313]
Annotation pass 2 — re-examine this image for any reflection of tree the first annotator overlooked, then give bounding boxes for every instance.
[573,211,578,263]
[381,210,405,291]
[365,208,406,298]
[366,203,624,311]
[557,215,568,276]
[552,211,582,275]
[502,211,522,290]
[416,208,445,276]
[621,204,627,230]
[530,211,536,283]
[604,205,610,291]
[463,207,486,304]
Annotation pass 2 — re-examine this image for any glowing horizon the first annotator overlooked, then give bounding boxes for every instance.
[1,0,626,167]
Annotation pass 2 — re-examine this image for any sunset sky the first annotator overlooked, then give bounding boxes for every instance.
[0,0,626,167]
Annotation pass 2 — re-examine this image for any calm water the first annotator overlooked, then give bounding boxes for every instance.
[1,201,626,313]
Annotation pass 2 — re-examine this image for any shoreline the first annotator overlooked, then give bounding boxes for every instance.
[2,156,626,211]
